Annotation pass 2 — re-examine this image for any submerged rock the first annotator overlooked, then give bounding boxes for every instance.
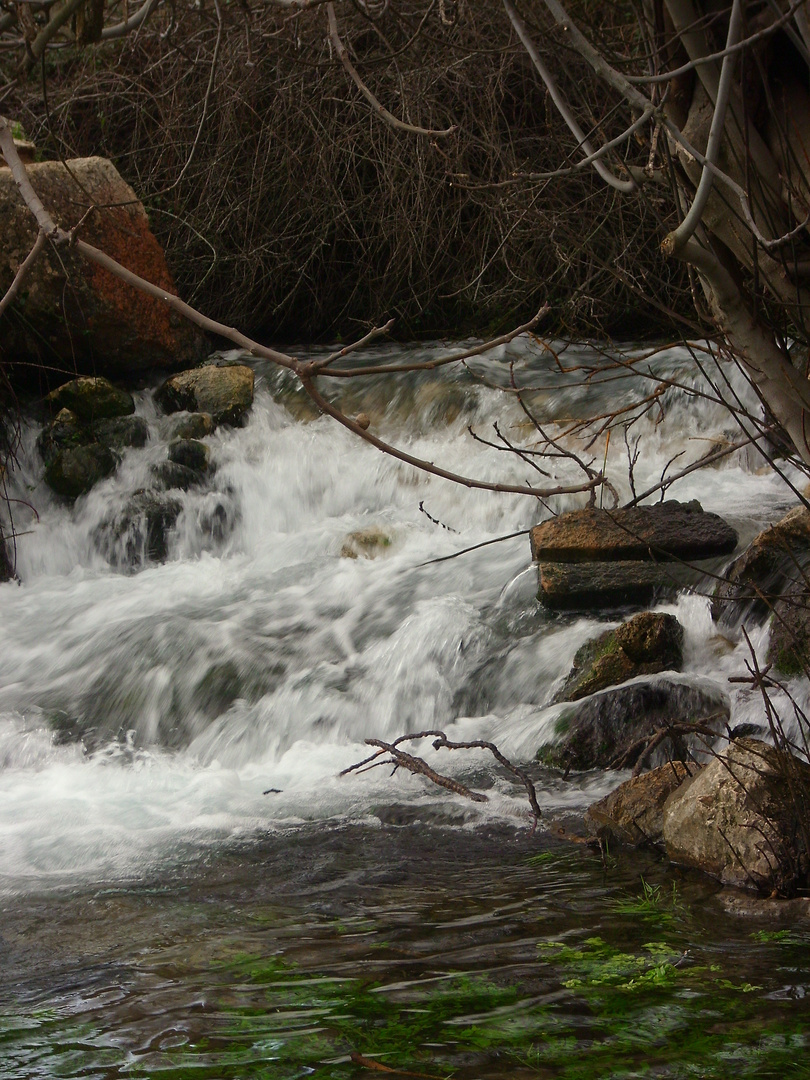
[45,377,135,423]
[587,760,696,846]
[96,490,182,566]
[155,364,254,426]
[531,501,738,563]
[150,460,204,492]
[663,738,810,893]
[340,527,393,559]
[538,677,729,772]
[44,443,118,499]
[554,611,684,702]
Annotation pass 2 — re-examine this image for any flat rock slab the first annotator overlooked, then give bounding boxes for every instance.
[538,559,703,609]
[531,501,737,563]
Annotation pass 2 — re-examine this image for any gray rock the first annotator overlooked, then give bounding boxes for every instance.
[663,738,810,892]
[587,760,696,846]
[554,611,684,702]
[102,490,182,565]
[46,377,135,423]
[168,437,210,472]
[44,443,118,499]
[531,501,738,563]
[538,677,729,772]
[170,412,214,440]
[155,364,254,426]
[93,415,149,450]
[150,460,203,492]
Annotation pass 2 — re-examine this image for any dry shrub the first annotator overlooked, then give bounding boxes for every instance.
[6,0,690,339]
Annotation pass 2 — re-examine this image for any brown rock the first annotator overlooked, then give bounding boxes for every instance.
[0,157,205,376]
[531,501,737,563]
[712,505,810,623]
[538,559,698,609]
[663,738,810,892]
[587,760,696,845]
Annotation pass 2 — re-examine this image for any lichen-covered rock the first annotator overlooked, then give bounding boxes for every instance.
[538,677,728,772]
[46,377,134,423]
[531,501,738,563]
[44,443,118,499]
[0,157,205,375]
[93,415,149,450]
[155,364,254,426]
[170,412,214,440]
[712,506,810,623]
[587,760,696,846]
[663,738,810,892]
[168,437,210,472]
[554,612,684,702]
[340,527,393,559]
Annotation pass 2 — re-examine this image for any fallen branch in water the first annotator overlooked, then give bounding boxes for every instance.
[341,729,542,824]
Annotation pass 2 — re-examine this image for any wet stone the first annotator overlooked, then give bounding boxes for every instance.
[44,443,118,499]
[538,677,729,772]
[46,377,135,424]
[37,408,89,467]
[155,364,254,426]
[150,461,204,492]
[96,490,182,566]
[168,438,210,472]
[170,412,214,440]
[587,760,696,846]
[93,415,149,450]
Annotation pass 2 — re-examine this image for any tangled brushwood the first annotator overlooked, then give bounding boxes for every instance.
[3,0,689,339]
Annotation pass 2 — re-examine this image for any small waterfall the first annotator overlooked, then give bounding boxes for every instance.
[0,339,805,894]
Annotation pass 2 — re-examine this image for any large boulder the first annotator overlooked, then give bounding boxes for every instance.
[587,760,696,846]
[663,738,810,893]
[531,501,738,563]
[538,677,729,772]
[553,611,683,702]
[155,364,254,426]
[712,506,810,623]
[0,157,205,376]
[93,415,149,451]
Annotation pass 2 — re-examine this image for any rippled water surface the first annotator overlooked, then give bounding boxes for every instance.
[1,338,809,1077]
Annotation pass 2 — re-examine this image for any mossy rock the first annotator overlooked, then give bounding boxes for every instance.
[92,415,149,450]
[155,364,254,426]
[44,443,118,499]
[553,612,684,703]
[767,578,810,676]
[37,408,90,467]
[150,460,204,492]
[46,377,135,423]
[168,437,210,472]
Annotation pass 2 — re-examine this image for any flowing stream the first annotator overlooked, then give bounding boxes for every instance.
[1,338,809,1078]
